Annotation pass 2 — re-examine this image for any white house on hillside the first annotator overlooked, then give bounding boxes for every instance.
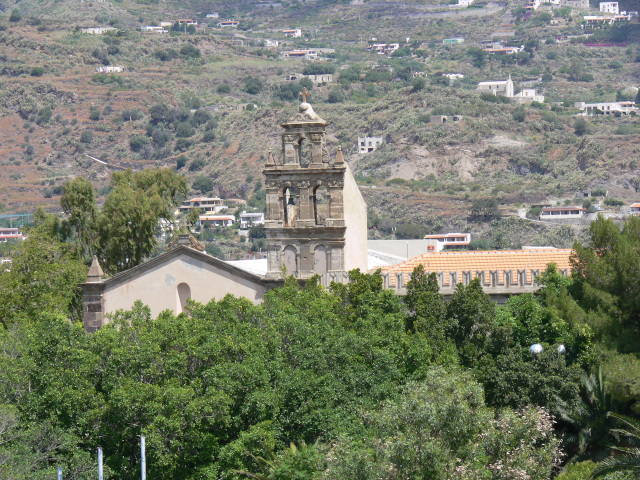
[600,1,619,13]
[575,101,637,116]
[424,233,471,252]
[476,75,514,97]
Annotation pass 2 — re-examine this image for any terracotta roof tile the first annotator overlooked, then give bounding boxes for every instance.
[380,249,573,287]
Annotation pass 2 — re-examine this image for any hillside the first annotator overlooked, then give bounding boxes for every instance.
[0,0,639,246]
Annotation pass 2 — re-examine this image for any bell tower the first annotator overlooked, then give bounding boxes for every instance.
[263,95,368,279]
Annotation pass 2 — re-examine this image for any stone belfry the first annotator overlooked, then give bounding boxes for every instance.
[263,91,368,279]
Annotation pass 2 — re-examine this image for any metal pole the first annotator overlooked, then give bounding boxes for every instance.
[98,447,104,480]
[58,467,63,480]
[141,436,146,480]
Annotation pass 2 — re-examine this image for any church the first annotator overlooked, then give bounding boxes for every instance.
[81,99,573,332]
[82,99,368,331]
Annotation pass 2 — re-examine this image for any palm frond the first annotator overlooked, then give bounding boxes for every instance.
[588,450,640,479]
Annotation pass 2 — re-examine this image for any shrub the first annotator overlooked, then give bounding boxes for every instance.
[175,138,193,152]
[604,198,624,206]
[302,63,335,75]
[129,135,147,152]
[35,107,52,126]
[176,155,187,170]
[80,130,93,144]
[121,109,143,121]
[512,106,526,122]
[9,9,21,22]
[89,108,100,121]
[574,118,588,136]
[179,43,200,58]
[327,90,345,103]
[217,84,231,94]
[244,76,263,95]
[30,67,44,77]
[202,130,215,142]
[189,158,206,172]
[176,122,195,138]
[412,77,426,92]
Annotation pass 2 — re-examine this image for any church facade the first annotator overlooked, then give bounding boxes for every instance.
[81,100,368,331]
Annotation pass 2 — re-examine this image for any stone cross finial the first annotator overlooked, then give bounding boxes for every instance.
[299,87,311,103]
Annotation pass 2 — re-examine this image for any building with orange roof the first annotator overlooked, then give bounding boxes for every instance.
[376,248,573,296]
[630,203,640,215]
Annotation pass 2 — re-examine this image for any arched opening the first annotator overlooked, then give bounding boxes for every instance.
[314,185,329,225]
[283,187,298,226]
[176,282,191,314]
[313,245,328,274]
[283,246,297,275]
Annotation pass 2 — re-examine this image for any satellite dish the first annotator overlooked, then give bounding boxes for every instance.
[557,344,566,355]
[530,344,543,356]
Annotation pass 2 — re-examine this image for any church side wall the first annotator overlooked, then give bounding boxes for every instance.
[102,253,266,321]
[342,164,368,272]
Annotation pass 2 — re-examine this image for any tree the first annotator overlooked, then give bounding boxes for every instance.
[470,197,500,220]
[60,177,98,258]
[192,175,214,194]
[404,265,448,340]
[80,130,93,144]
[179,43,200,58]
[411,76,426,92]
[96,169,187,273]
[0,218,87,325]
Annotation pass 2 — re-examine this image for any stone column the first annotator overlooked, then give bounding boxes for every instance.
[328,179,344,221]
[310,133,324,166]
[283,134,298,165]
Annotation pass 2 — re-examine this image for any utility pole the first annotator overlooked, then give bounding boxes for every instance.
[141,436,146,480]
[98,447,104,480]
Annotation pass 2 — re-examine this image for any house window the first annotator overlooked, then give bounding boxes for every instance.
[314,245,328,274]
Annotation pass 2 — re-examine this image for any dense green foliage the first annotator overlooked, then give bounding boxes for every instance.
[1,214,640,478]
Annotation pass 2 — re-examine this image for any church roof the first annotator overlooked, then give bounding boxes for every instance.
[381,248,573,286]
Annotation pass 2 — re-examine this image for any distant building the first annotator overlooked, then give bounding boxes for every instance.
[600,1,619,13]
[443,38,464,45]
[525,0,541,10]
[484,46,522,54]
[240,212,265,229]
[0,228,24,242]
[198,215,235,227]
[177,19,198,25]
[285,73,303,81]
[476,75,514,97]
[206,12,220,18]
[443,73,465,83]
[140,26,166,33]
[179,197,227,214]
[217,20,240,27]
[574,101,637,116]
[79,27,117,35]
[540,207,585,219]
[424,233,471,252]
[95,66,125,73]
[583,14,630,24]
[358,136,384,153]
[430,115,463,124]
[630,203,640,215]
[513,88,544,103]
[282,28,302,37]
[366,43,400,55]
[457,0,474,6]
[305,74,333,84]
[264,39,280,47]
